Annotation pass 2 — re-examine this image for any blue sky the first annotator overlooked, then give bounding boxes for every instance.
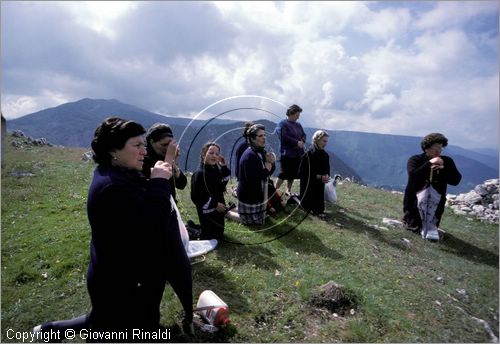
[1,1,498,150]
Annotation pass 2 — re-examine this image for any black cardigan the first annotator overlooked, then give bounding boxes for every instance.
[403,153,462,226]
[86,165,192,331]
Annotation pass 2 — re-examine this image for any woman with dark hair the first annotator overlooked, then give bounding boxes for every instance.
[403,132,462,232]
[274,104,306,195]
[237,124,276,225]
[33,117,193,340]
[142,123,187,203]
[299,130,331,218]
[234,121,254,181]
[190,142,231,240]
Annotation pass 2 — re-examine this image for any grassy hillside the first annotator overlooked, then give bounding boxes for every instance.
[1,135,498,343]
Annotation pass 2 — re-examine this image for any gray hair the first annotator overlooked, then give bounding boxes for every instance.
[312,130,329,145]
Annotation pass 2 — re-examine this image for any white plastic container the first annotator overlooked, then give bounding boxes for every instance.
[196,290,230,327]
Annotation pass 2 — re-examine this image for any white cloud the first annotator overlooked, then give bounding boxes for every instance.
[415,1,498,31]
[59,1,137,39]
[1,91,70,119]
[1,1,498,149]
[357,7,412,40]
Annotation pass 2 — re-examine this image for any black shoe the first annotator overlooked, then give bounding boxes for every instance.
[186,220,201,240]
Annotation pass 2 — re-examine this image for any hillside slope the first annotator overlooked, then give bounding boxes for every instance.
[1,135,498,342]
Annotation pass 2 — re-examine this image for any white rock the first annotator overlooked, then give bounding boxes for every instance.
[382,218,403,227]
[464,191,483,205]
[453,209,468,215]
[474,185,489,196]
[472,205,486,214]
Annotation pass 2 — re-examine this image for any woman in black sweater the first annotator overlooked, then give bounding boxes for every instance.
[142,123,187,203]
[237,124,276,225]
[190,142,230,240]
[403,133,462,231]
[33,117,193,341]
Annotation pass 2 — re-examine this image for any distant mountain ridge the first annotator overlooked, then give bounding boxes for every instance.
[7,98,498,193]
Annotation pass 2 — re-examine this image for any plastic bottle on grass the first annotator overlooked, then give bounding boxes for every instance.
[196,290,230,327]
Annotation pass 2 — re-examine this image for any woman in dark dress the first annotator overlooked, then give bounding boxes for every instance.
[33,117,193,341]
[403,132,462,232]
[234,121,254,182]
[142,123,187,203]
[190,142,231,240]
[299,130,331,218]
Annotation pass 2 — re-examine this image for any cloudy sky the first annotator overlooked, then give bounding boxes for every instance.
[1,1,498,149]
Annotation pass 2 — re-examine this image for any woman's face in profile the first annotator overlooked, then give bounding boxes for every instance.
[253,129,266,148]
[204,145,220,166]
[151,136,173,156]
[112,135,147,171]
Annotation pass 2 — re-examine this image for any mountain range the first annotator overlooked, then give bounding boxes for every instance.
[6,98,498,193]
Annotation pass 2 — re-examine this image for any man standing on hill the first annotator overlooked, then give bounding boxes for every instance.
[403,133,462,234]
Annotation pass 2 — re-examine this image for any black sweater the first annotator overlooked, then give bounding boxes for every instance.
[403,153,462,226]
[86,165,192,331]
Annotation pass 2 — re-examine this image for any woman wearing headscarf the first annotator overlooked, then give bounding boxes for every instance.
[190,142,231,240]
[299,130,331,218]
[142,123,187,203]
[237,124,276,225]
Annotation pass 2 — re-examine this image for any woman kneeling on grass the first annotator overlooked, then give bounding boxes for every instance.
[298,130,331,219]
[237,124,276,225]
[191,142,234,240]
[33,117,193,341]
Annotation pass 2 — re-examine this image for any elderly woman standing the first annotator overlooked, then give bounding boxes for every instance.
[274,104,306,195]
[298,130,331,218]
[191,142,231,240]
[403,133,462,232]
[34,117,194,340]
[237,124,276,225]
[142,123,187,203]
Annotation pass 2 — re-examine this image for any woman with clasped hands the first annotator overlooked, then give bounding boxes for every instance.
[86,117,193,337]
[402,132,462,233]
[32,117,193,341]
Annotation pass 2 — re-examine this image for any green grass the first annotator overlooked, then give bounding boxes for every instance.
[1,136,498,342]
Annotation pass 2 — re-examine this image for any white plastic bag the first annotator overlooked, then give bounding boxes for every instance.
[171,195,219,258]
[171,196,190,252]
[324,179,337,203]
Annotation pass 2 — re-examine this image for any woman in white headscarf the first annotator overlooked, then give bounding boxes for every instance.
[299,130,331,218]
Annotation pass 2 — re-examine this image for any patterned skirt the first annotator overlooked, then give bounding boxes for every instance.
[238,180,268,225]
